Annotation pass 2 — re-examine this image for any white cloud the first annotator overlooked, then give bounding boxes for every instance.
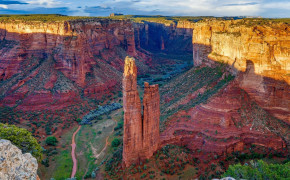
[262,2,290,10]
[0,4,8,9]
[25,0,62,8]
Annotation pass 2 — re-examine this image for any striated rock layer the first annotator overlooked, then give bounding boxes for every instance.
[142,82,160,159]
[0,139,38,180]
[122,57,160,167]
[191,19,290,124]
[122,56,143,166]
[0,19,152,111]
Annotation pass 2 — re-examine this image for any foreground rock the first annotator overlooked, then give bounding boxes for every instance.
[0,139,38,180]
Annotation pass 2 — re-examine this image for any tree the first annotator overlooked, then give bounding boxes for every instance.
[76,118,82,123]
[111,138,121,147]
[0,123,43,161]
[45,136,58,146]
[223,160,290,179]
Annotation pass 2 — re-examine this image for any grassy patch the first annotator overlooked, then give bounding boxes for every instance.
[51,149,73,179]
[39,126,77,180]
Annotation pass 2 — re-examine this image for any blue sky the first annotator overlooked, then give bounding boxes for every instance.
[0,0,289,18]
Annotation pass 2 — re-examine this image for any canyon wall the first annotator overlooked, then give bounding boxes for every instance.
[0,19,152,111]
[134,21,193,53]
[191,19,290,124]
[122,57,160,167]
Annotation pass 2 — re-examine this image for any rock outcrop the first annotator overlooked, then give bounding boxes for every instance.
[0,139,38,180]
[122,57,143,166]
[122,57,160,167]
[191,19,290,124]
[0,19,151,111]
[142,82,160,160]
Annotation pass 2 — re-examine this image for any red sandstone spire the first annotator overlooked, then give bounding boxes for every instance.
[142,82,160,159]
[122,56,142,167]
[122,57,160,167]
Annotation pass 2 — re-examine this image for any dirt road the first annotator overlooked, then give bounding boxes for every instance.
[71,125,81,178]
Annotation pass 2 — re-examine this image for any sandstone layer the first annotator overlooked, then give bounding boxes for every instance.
[0,19,152,111]
[122,57,160,167]
[122,56,143,167]
[0,139,38,180]
[191,19,290,124]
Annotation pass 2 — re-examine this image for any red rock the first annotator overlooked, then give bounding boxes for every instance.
[122,57,160,167]
[142,82,160,160]
[0,19,150,111]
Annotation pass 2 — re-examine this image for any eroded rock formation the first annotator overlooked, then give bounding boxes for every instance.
[0,19,152,111]
[0,139,38,180]
[191,19,290,123]
[122,57,160,167]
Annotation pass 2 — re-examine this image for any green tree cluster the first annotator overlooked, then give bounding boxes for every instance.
[111,138,121,147]
[45,136,58,146]
[0,123,42,161]
[223,160,289,180]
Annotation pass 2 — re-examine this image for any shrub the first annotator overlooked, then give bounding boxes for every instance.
[45,136,58,146]
[76,118,82,123]
[111,138,121,147]
[223,160,290,179]
[0,123,43,161]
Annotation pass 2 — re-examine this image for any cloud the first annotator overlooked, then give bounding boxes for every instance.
[0,0,289,18]
[223,2,259,6]
[0,6,75,14]
[25,0,62,7]
[0,0,27,4]
[0,4,7,8]
[84,6,112,16]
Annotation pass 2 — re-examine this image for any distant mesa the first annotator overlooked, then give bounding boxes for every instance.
[110,13,124,17]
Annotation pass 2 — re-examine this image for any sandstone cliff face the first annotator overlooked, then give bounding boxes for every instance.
[0,139,38,180]
[122,57,160,167]
[122,57,143,167]
[0,19,149,110]
[142,82,160,159]
[191,19,290,123]
[134,21,193,53]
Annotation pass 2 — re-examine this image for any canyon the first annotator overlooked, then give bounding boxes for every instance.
[0,15,289,179]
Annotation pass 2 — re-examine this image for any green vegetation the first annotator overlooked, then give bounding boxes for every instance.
[230,18,290,27]
[50,149,73,179]
[0,123,43,161]
[76,118,82,123]
[160,62,234,124]
[111,138,121,147]
[75,110,121,179]
[45,136,58,146]
[0,14,98,23]
[223,160,290,180]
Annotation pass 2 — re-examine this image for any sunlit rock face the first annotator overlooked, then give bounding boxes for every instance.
[122,57,160,167]
[0,19,145,111]
[0,139,38,180]
[192,19,290,123]
[122,56,143,167]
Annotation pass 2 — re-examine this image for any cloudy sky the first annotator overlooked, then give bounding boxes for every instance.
[0,0,289,18]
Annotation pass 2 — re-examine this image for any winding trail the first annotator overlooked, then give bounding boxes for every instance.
[94,118,117,160]
[71,125,81,178]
